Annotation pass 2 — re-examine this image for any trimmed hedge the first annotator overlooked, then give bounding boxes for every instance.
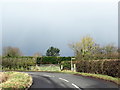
[61,59,120,78]
[36,56,71,65]
[37,57,58,64]
[102,60,120,77]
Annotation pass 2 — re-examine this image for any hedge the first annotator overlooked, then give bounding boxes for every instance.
[36,56,71,65]
[36,57,58,64]
[2,56,72,70]
[2,57,36,70]
[61,59,120,78]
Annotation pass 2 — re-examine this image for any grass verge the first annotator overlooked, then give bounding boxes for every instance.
[60,70,120,85]
[37,64,60,71]
[2,66,119,86]
[0,72,8,84]
[5,70,119,85]
[0,71,32,89]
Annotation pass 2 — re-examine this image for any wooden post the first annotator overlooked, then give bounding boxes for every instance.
[74,64,76,72]
[60,65,63,71]
[71,57,75,71]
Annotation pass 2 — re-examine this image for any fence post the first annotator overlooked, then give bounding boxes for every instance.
[74,64,76,72]
[60,65,63,71]
[71,57,75,71]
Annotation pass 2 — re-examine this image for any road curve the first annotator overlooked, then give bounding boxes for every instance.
[24,72,119,90]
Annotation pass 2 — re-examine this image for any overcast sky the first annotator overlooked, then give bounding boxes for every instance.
[1,0,119,56]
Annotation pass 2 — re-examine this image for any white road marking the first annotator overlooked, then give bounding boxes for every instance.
[59,78,69,82]
[42,74,80,89]
[42,75,81,89]
[72,83,80,89]
[43,74,55,77]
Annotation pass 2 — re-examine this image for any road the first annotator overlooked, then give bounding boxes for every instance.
[25,72,119,90]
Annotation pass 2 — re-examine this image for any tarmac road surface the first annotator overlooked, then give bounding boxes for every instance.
[25,72,119,90]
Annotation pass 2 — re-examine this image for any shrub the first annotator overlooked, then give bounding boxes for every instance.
[2,57,36,70]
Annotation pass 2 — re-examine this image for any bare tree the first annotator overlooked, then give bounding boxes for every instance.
[69,35,97,60]
[69,35,118,60]
[33,52,42,57]
[103,44,117,54]
[2,46,22,57]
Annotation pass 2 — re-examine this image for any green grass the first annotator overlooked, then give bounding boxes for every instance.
[79,73,120,85]
[0,71,32,89]
[30,64,60,71]
[39,65,60,71]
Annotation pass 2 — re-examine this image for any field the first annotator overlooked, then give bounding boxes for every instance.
[31,64,60,71]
